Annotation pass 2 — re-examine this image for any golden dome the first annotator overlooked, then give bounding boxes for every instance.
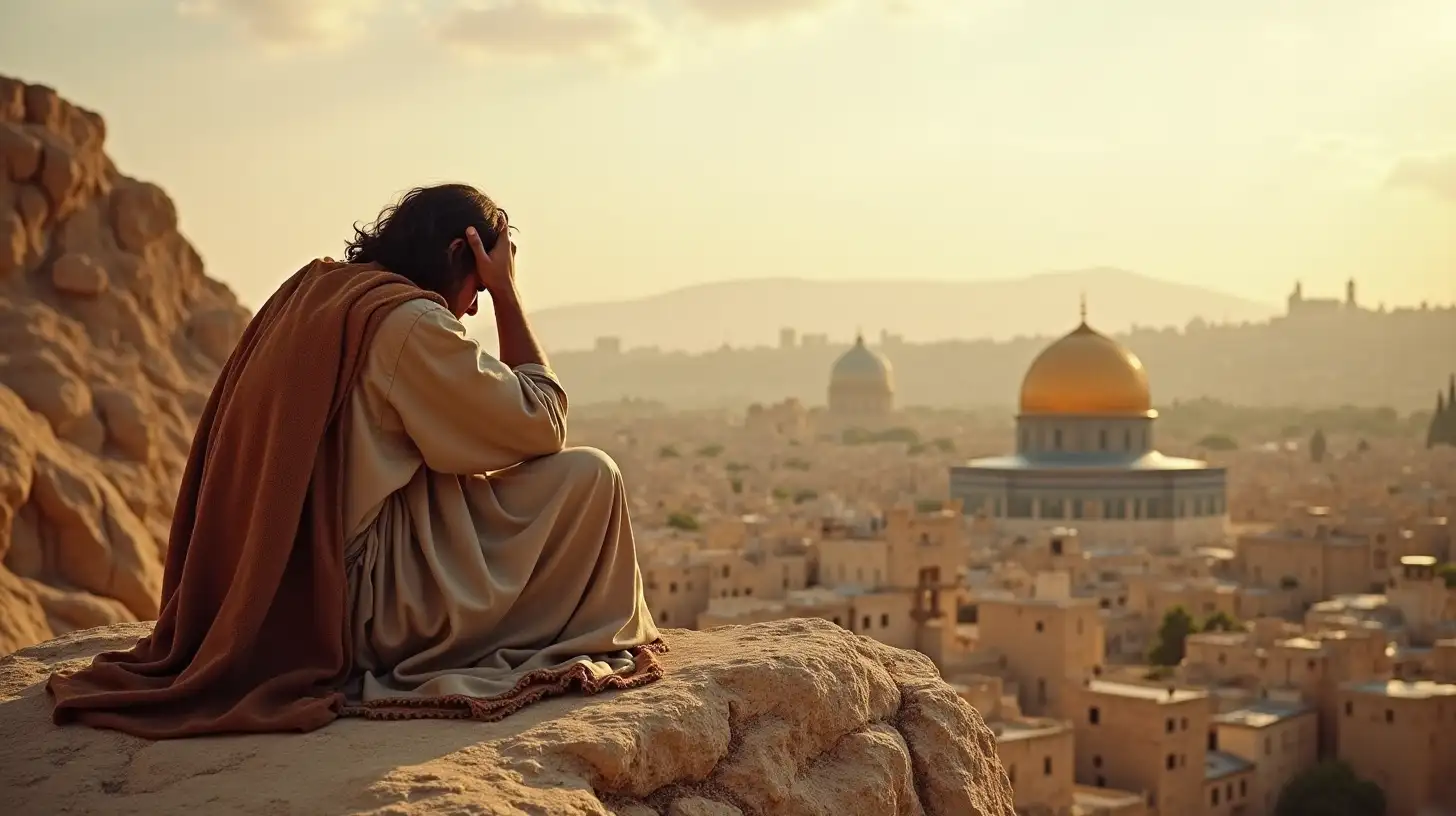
[1019,321,1153,417]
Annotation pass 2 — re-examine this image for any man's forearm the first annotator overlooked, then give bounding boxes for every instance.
[492,286,550,370]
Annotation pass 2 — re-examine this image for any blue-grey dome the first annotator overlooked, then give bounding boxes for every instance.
[830,335,893,391]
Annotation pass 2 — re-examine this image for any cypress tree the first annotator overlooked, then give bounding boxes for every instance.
[1430,391,1446,449]
[1446,375,1456,446]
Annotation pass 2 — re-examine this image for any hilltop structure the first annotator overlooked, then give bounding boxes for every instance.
[1286,278,1362,318]
[950,304,1228,550]
[826,332,894,419]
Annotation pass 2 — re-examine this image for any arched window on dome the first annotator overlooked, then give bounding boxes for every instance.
[1123,428,1132,451]
[1053,429,1064,450]
[1098,429,1108,451]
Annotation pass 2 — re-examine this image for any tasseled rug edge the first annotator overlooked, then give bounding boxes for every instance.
[338,639,671,722]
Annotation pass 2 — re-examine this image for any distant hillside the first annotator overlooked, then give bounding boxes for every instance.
[481,268,1278,353]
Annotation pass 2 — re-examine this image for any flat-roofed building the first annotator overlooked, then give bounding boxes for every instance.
[1337,679,1456,816]
[1212,701,1317,816]
[1068,680,1211,816]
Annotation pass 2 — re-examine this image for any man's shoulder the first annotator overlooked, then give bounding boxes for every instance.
[369,297,450,360]
[378,296,450,336]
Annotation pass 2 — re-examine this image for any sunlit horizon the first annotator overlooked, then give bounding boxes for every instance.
[3,0,1455,314]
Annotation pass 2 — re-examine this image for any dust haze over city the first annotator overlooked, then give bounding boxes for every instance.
[2,2,1456,816]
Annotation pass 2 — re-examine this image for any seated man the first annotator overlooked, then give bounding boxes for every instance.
[47,184,663,738]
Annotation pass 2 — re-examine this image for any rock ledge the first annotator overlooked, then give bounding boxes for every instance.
[0,617,1013,816]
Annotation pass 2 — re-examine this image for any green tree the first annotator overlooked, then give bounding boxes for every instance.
[1438,563,1456,589]
[1201,611,1240,632]
[1195,433,1238,451]
[729,477,743,495]
[1147,606,1195,667]
[696,444,724,458]
[1274,761,1384,816]
[1309,428,1328,463]
[665,512,699,531]
[658,445,680,458]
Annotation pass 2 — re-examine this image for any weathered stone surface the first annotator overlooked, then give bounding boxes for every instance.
[0,75,247,653]
[0,121,42,181]
[51,252,108,296]
[0,619,1015,816]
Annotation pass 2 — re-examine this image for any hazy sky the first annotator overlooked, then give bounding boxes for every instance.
[4,0,1456,312]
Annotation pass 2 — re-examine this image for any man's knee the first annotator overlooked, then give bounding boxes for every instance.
[551,446,620,481]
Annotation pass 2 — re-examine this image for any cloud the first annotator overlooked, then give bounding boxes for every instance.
[1387,152,1456,204]
[435,1,662,66]
[679,0,842,27]
[177,0,382,46]
[174,0,959,62]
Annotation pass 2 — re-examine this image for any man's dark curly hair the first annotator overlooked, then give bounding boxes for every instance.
[345,183,511,298]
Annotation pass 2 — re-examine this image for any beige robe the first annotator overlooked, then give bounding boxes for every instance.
[337,297,660,715]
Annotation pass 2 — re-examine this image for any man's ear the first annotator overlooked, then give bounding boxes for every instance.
[447,237,470,272]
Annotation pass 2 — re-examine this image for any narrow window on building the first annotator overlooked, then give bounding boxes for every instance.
[1344,701,1353,717]
[880,613,889,627]
[722,566,730,578]
[660,610,669,624]
[862,615,871,630]
[1035,621,1045,633]
[1240,780,1247,798]
[1180,717,1189,731]
[1385,709,1394,724]
[1037,678,1047,705]
[1096,775,1106,788]
[1166,754,1176,770]
[1208,731,1218,751]
[1043,756,1052,775]
[1212,788,1220,806]
[1093,755,1102,768]
[1089,707,1100,725]
[670,582,678,594]
[1166,718,1175,733]
[1264,737,1271,755]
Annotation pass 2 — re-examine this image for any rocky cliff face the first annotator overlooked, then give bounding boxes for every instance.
[0,618,1015,815]
[0,75,250,654]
